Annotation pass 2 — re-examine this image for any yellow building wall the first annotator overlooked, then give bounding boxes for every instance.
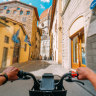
[35,31,41,59]
[0,20,14,68]
[30,9,38,59]
[0,19,29,68]
[14,25,29,63]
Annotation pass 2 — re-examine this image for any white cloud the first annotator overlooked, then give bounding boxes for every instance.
[29,3,32,5]
[41,0,50,3]
[40,4,45,9]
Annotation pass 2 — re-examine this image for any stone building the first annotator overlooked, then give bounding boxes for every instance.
[86,6,96,70]
[0,0,40,60]
[50,0,96,70]
[38,7,52,60]
[0,17,29,68]
[49,0,62,64]
[61,0,94,70]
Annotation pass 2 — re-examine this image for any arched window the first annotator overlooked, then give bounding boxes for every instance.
[27,11,30,15]
[17,7,20,10]
[6,10,10,14]
[20,10,23,15]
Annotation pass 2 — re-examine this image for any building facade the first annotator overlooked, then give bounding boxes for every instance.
[61,0,93,70]
[0,17,29,68]
[38,7,51,60]
[49,0,62,64]
[32,27,42,60]
[0,0,40,60]
[50,0,96,71]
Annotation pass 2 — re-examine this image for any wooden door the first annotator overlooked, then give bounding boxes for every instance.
[71,35,79,69]
[80,34,86,67]
[71,33,86,69]
[2,47,8,68]
[13,43,20,64]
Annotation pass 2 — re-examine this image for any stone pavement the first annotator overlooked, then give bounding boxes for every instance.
[0,60,51,72]
[31,60,69,77]
[0,60,96,96]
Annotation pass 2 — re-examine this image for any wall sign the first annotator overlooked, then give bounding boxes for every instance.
[90,0,96,10]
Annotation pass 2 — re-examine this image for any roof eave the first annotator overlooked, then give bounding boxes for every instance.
[0,1,39,21]
[49,0,57,34]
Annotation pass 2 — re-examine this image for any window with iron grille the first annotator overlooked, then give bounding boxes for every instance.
[4,36,9,43]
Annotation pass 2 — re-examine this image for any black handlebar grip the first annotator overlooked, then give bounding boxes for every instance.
[77,72,79,77]
[17,70,24,78]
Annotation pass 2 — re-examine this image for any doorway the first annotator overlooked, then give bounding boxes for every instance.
[13,43,20,64]
[71,32,86,69]
[2,47,8,68]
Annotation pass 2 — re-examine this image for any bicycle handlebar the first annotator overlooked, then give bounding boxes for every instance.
[16,70,84,96]
[17,70,83,90]
[55,71,79,87]
[17,71,40,88]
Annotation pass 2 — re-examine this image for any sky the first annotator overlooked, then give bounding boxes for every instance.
[0,0,53,16]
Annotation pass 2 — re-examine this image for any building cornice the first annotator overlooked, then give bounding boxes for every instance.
[61,0,70,17]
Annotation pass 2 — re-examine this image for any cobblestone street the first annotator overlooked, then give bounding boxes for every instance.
[0,60,95,96]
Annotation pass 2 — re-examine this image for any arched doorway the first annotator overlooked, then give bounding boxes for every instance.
[13,39,21,64]
[69,17,86,69]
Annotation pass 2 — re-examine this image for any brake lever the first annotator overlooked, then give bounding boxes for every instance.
[65,76,73,82]
[65,76,84,85]
[72,80,84,85]
[21,76,31,80]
